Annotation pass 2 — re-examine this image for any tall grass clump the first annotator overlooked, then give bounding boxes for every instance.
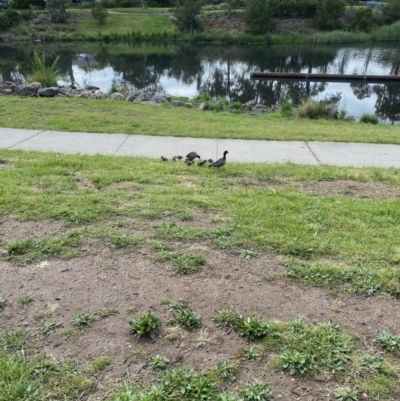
[30,51,60,87]
[296,98,338,120]
[371,24,400,42]
[312,30,369,44]
[360,113,379,124]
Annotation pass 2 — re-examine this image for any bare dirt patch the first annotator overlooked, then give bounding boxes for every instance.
[1,243,399,400]
[0,217,66,243]
[228,177,400,199]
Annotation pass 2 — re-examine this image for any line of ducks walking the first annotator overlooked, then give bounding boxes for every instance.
[161,150,229,169]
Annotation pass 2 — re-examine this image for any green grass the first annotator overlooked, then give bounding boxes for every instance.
[80,12,175,36]
[2,150,400,297]
[0,352,93,400]
[86,356,111,373]
[1,98,400,143]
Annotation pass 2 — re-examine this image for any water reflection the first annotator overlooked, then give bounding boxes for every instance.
[0,42,400,122]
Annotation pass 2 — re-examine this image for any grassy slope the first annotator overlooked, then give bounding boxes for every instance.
[1,98,400,143]
[80,12,176,35]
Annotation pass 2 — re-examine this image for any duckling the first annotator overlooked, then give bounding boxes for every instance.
[161,156,168,162]
[176,155,183,160]
[172,156,177,162]
[185,160,194,166]
[197,160,207,166]
[186,151,201,161]
[209,151,228,169]
[207,159,213,164]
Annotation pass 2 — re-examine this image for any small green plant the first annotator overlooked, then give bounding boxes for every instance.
[377,331,400,353]
[150,354,170,371]
[333,386,358,401]
[129,312,161,339]
[110,233,138,249]
[236,315,274,340]
[244,345,262,360]
[30,51,60,87]
[360,113,379,124]
[279,349,315,375]
[86,356,111,373]
[40,320,59,335]
[214,308,239,328]
[72,312,94,328]
[18,293,34,306]
[0,296,6,311]
[174,253,206,275]
[239,249,258,259]
[179,211,193,221]
[1,329,29,350]
[98,307,118,318]
[215,360,239,382]
[361,353,384,371]
[169,308,201,331]
[60,327,81,339]
[240,380,273,401]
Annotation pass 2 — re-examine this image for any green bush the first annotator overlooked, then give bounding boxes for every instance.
[11,0,30,9]
[359,113,379,124]
[173,0,203,33]
[382,1,400,24]
[0,13,11,31]
[243,0,274,34]
[4,9,20,25]
[47,0,67,22]
[91,2,108,25]
[354,7,373,32]
[316,0,345,30]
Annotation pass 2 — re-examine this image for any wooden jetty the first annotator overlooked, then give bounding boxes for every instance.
[250,72,400,84]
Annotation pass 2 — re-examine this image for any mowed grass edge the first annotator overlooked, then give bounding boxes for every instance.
[1,97,399,143]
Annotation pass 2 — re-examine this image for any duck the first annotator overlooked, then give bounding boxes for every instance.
[197,160,207,166]
[161,156,168,162]
[185,160,194,166]
[186,151,201,161]
[209,151,228,169]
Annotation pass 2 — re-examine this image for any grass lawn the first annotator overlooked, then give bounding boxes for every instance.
[1,98,400,143]
[80,12,175,36]
[1,150,400,400]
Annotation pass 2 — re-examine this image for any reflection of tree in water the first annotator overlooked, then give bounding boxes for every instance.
[372,83,400,122]
[350,82,373,100]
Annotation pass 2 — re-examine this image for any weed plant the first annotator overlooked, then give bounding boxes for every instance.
[236,315,276,340]
[360,113,379,124]
[150,354,170,371]
[86,356,111,373]
[0,297,6,311]
[40,320,59,335]
[376,331,400,353]
[333,387,358,401]
[240,380,273,401]
[129,312,161,339]
[214,308,240,328]
[72,312,94,328]
[1,329,29,350]
[17,293,34,306]
[156,251,206,274]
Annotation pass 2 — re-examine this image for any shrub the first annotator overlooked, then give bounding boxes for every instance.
[354,7,373,32]
[316,0,345,30]
[11,0,30,9]
[359,113,379,124]
[5,9,21,25]
[0,13,10,31]
[47,0,67,23]
[91,2,108,25]
[243,0,274,34]
[129,312,161,339]
[382,1,400,24]
[173,0,203,33]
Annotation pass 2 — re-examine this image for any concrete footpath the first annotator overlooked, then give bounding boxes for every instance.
[1,127,400,168]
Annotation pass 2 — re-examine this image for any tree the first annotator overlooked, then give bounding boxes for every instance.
[47,0,67,23]
[315,0,345,31]
[173,0,203,33]
[243,0,274,35]
[91,2,108,25]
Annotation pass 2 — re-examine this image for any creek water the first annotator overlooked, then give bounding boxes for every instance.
[1,41,400,122]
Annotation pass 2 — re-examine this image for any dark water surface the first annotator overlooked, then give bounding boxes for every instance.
[1,42,400,121]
